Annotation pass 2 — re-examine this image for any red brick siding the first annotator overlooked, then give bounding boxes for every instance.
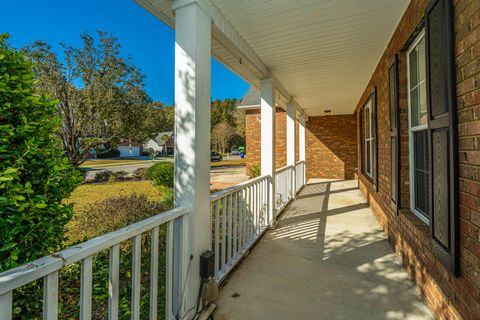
[246,111,357,180]
[355,0,480,319]
[245,109,289,173]
[306,115,357,180]
[245,110,261,173]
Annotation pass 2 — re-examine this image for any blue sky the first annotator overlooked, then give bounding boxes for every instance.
[0,0,249,105]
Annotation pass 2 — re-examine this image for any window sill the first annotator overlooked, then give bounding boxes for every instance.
[359,172,376,190]
[398,208,430,242]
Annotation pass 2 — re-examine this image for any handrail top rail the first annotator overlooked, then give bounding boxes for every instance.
[210,174,268,202]
[0,206,189,296]
[275,164,295,174]
[295,160,306,165]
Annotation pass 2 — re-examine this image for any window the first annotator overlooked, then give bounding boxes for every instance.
[364,99,374,179]
[407,29,429,224]
[361,90,377,189]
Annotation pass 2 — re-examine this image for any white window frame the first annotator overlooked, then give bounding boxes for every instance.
[407,29,429,225]
[364,99,373,179]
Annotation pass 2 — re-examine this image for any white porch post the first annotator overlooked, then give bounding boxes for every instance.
[299,112,306,185]
[286,102,296,195]
[173,0,211,318]
[261,79,276,225]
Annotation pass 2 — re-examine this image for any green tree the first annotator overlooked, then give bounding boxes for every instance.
[211,98,238,129]
[149,102,174,132]
[25,31,158,165]
[210,98,245,152]
[0,34,82,272]
[232,107,246,148]
[212,120,236,154]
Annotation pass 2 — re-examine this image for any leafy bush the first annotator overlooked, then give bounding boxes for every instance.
[0,34,82,318]
[248,163,261,178]
[108,171,128,182]
[133,167,149,180]
[94,170,113,182]
[71,194,171,239]
[147,162,174,187]
[93,170,129,183]
[96,148,120,159]
[0,34,82,272]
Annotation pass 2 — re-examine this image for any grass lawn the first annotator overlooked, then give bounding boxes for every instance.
[66,180,163,207]
[80,157,244,170]
[65,176,233,243]
[80,158,152,167]
[211,158,245,167]
[65,181,165,243]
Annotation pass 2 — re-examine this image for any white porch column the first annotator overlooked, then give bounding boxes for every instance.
[261,79,276,225]
[286,102,296,194]
[299,112,306,185]
[173,0,211,318]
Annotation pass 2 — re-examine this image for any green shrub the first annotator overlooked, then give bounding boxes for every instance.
[0,34,82,272]
[96,148,120,159]
[147,162,174,187]
[0,34,82,318]
[93,170,129,183]
[133,167,149,180]
[94,170,113,182]
[108,171,128,182]
[248,163,261,178]
[70,194,171,240]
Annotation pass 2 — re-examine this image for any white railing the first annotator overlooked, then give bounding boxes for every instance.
[210,175,269,281]
[1,161,307,318]
[0,207,189,320]
[295,160,306,193]
[274,165,295,215]
[210,162,307,283]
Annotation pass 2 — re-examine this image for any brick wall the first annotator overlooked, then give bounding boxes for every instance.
[245,109,288,173]
[246,111,357,180]
[306,115,357,180]
[355,0,480,319]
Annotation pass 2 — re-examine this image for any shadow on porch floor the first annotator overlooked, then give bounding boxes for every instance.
[214,179,433,320]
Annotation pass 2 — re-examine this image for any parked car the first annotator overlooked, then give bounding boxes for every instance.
[210,151,223,162]
[231,149,240,155]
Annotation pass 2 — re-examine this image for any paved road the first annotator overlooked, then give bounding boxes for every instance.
[84,159,248,189]
[84,160,167,180]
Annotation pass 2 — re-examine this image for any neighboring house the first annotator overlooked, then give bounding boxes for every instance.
[116,140,141,157]
[144,131,174,155]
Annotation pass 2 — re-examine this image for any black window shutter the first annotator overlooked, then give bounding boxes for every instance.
[359,108,364,174]
[389,56,400,212]
[372,89,378,192]
[425,0,459,275]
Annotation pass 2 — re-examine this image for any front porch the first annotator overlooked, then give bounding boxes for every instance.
[215,180,433,320]
[2,0,477,318]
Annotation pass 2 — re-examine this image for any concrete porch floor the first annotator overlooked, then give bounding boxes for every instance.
[214,179,433,320]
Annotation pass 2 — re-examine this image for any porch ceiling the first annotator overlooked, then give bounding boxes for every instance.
[135,0,409,116]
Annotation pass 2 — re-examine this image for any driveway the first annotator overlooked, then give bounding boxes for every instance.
[210,166,248,190]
